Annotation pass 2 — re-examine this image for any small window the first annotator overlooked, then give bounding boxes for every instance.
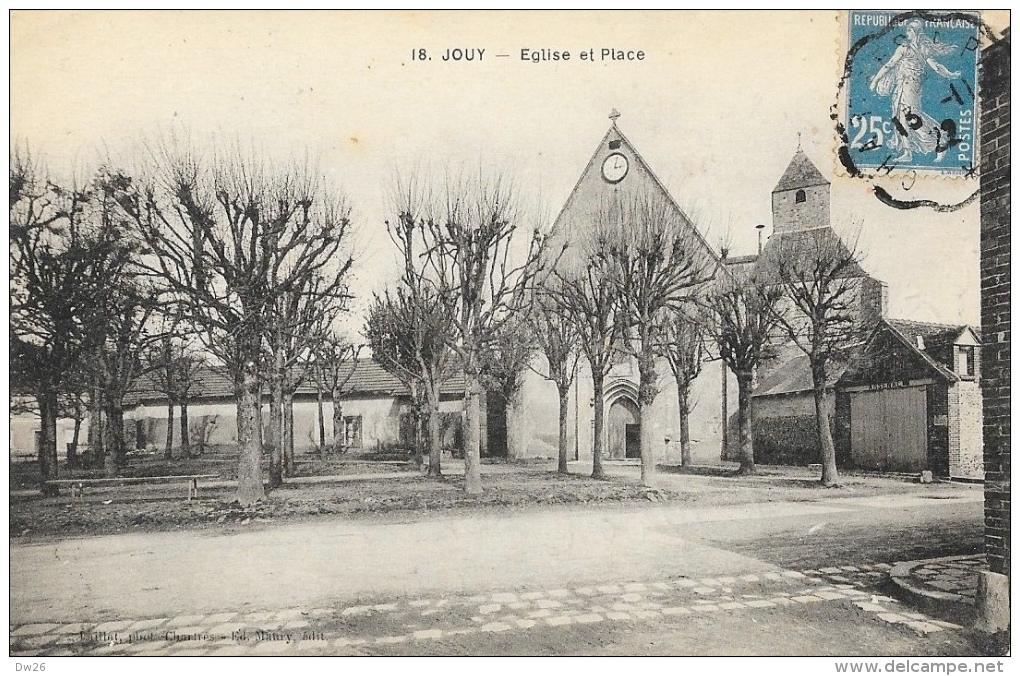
[959,346,976,377]
[343,415,363,448]
[795,189,806,203]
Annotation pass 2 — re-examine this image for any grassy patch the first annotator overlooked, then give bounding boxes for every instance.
[9,466,677,539]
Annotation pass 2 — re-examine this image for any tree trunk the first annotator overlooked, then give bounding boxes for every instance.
[180,400,190,458]
[316,375,326,451]
[283,390,295,476]
[591,373,606,480]
[426,385,442,477]
[557,382,570,474]
[678,384,692,467]
[235,358,267,506]
[463,376,483,494]
[88,384,104,469]
[736,371,755,474]
[814,373,840,487]
[68,412,83,469]
[164,400,175,460]
[332,387,344,455]
[38,388,59,496]
[267,371,284,488]
[104,401,125,478]
[637,353,658,487]
[720,360,728,461]
[505,385,528,461]
[410,406,425,470]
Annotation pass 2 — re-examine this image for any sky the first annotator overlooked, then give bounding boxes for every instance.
[11,10,1008,331]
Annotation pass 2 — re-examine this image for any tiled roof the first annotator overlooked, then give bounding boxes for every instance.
[753,348,846,398]
[881,320,961,382]
[773,149,829,193]
[756,227,868,280]
[125,359,466,406]
[887,319,968,351]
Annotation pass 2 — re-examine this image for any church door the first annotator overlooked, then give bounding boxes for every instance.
[607,397,640,459]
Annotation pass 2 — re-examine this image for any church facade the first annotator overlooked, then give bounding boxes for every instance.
[15,117,982,480]
[512,120,983,479]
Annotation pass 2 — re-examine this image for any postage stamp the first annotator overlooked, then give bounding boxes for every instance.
[843,10,981,176]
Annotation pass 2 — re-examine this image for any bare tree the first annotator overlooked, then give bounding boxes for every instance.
[769,230,869,487]
[390,171,554,494]
[266,277,350,487]
[10,153,136,494]
[483,315,537,461]
[661,309,707,467]
[602,194,716,487]
[315,334,362,456]
[529,284,580,474]
[145,318,206,461]
[549,239,623,481]
[365,284,456,475]
[96,279,157,476]
[122,141,355,505]
[708,270,785,474]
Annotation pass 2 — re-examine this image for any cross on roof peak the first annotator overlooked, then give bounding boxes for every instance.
[609,108,621,123]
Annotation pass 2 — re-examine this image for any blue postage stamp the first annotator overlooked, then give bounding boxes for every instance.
[845,10,980,175]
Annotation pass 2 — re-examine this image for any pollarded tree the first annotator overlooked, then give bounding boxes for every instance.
[95,278,158,477]
[365,284,456,475]
[391,171,555,494]
[266,276,350,487]
[602,193,716,487]
[769,229,870,487]
[145,317,206,461]
[708,270,785,474]
[122,141,355,505]
[529,284,580,474]
[314,334,362,456]
[10,152,137,494]
[661,309,707,467]
[549,238,623,481]
[483,315,537,461]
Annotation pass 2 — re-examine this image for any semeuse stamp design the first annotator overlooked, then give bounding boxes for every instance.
[844,11,980,176]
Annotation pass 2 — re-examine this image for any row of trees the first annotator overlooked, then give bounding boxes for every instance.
[363,186,720,491]
[12,140,865,501]
[364,180,867,490]
[11,142,363,503]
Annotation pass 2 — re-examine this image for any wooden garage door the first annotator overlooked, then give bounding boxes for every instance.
[850,386,927,472]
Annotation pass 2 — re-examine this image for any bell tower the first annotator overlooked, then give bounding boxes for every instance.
[771,148,830,234]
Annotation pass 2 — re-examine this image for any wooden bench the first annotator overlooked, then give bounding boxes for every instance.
[43,475,220,503]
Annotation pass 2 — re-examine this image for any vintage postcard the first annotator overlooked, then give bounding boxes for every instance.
[8,10,1011,665]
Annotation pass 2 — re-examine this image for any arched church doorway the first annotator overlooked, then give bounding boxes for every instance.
[607,397,640,459]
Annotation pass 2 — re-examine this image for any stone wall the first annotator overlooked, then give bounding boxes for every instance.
[771,182,830,234]
[952,381,985,478]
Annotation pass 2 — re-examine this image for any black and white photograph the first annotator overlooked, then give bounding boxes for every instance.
[8,10,1011,665]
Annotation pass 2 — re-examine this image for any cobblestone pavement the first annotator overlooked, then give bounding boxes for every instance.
[891,554,985,603]
[10,562,966,656]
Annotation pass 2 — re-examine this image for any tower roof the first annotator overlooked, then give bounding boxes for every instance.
[773,149,829,193]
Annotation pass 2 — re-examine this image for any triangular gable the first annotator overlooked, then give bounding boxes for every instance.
[552,121,720,268]
[839,320,957,389]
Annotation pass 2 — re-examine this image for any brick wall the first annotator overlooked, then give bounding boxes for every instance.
[979,31,1010,577]
[927,383,950,477]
